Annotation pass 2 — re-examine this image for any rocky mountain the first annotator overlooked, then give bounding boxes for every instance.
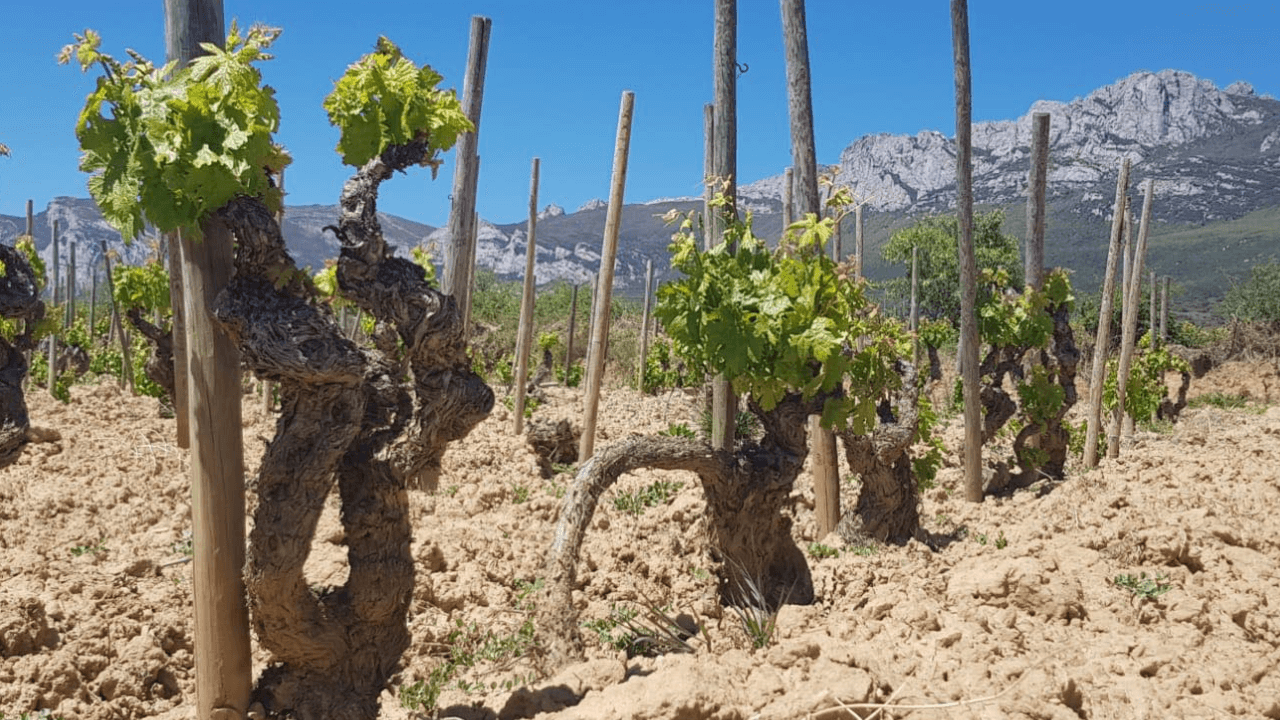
[3,70,1278,314]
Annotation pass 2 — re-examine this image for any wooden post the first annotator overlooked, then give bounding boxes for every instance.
[831,209,842,263]
[89,265,98,344]
[164,3,252,719]
[565,284,579,382]
[703,104,716,250]
[952,0,983,502]
[579,91,635,461]
[782,166,794,231]
[781,0,838,534]
[910,245,919,367]
[101,240,132,390]
[51,219,60,305]
[1109,179,1154,459]
[854,202,864,281]
[710,0,738,452]
[25,200,33,237]
[513,158,540,434]
[1148,270,1157,350]
[1083,160,1130,467]
[443,15,492,320]
[1160,276,1170,345]
[1119,201,1136,438]
[1025,112,1050,290]
[66,241,76,328]
[463,208,479,333]
[637,259,654,391]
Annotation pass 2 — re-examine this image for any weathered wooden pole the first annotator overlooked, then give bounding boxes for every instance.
[168,232,189,446]
[89,265,98,343]
[703,104,716,250]
[101,240,132,391]
[565,283,579,382]
[513,158,540,434]
[164,2,252,718]
[952,0,983,502]
[854,201,864,280]
[443,15,492,322]
[782,166,794,231]
[47,219,60,397]
[781,0,838,534]
[463,208,480,333]
[51,219,60,306]
[1119,200,1136,438]
[1160,276,1170,345]
[25,200,32,238]
[66,241,76,328]
[637,260,656,392]
[910,244,919,367]
[1025,112,1050,290]
[1109,179,1154,459]
[831,208,842,263]
[710,0,738,451]
[1083,160,1130,467]
[1148,269,1157,350]
[579,91,635,461]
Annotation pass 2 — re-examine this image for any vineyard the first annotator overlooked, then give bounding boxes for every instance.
[2,2,1280,720]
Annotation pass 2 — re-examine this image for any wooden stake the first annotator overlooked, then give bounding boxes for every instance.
[910,245,919,367]
[51,219,60,306]
[782,166,794,231]
[782,0,838,533]
[513,158,540,434]
[1083,160,1130,467]
[703,104,716,251]
[443,15,492,319]
[579,91,635,461]
[854,202,864,281]
[1109,179,1154,459]
[952,0,983,502]
[565,283,579,382]
[1160,276,1170,345]
[637,259,654,392]
[164,3,251,718]
[25,199,32,237]
[66,241,76,328]
[1148,270,1157,351]
[710,0,738,452]
[89,265,98,343]
[1025,112,1050,290]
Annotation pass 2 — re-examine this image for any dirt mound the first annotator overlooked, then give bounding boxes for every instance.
[3,365,1280,719]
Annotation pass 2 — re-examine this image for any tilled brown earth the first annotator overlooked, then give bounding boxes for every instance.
[2,362,1279,719]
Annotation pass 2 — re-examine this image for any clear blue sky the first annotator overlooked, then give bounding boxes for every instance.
[2,1,1277,228]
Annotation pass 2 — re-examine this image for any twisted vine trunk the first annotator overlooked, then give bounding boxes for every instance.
[1012,299,1079,481]
[836,362,922,544]
[212,139,492,720]
[536,394,821,667]
[125,307,175,409]
[0,244,44,466]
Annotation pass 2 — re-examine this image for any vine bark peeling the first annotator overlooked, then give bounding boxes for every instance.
[0,245,45,465]
[211,140,493,720]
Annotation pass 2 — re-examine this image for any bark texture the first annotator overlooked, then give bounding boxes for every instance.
[212,139,493,720]
[0,244,44,466]
[836,362,923,544]
[537,394,823,667]
[1011,299,1079,480]
[125,307,175,410]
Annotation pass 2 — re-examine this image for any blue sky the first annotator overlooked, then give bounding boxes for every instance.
[2,1,1277,228]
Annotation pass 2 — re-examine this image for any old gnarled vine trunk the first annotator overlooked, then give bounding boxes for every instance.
[536,393,821,666]
[836,361,923,545]
[125,307,175,413]
[212,139,493,720]
[0,244,44,466]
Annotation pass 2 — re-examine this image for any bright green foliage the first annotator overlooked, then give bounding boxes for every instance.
[112,261,170,314]
[12,236,46,291]
[323,37,471,168]
[656,199,905,433]
[1221,260,1280,322]
[60,24,290,241]
[881,210,1023,323]
[640,338,688,393]
[410,244,438,286]
[1104,334,1191,421]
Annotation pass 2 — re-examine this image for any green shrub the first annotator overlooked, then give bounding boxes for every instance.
[1221,260,1280,322]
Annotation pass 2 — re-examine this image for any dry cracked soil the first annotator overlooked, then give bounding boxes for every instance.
[2,360,1279,719]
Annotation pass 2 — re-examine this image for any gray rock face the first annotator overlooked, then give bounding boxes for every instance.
[742,69,1280,223]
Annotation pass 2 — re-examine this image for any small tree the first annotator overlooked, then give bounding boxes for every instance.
[1221,260,1280,323]
[0,240,46,465]
[881,209,1022,322]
